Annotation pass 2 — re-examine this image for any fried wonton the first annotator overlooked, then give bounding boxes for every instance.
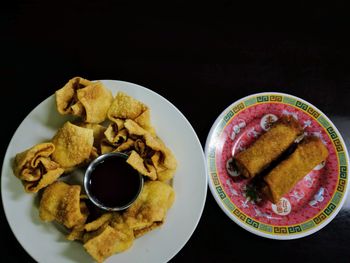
[56,77,113,123]
[39,181,89,229]
[68,213,134,262]
[127,150,157,180]
[115,138,135,152]
[101,118,140,154]
[123,181,175,236]
[124,119,177,181]
[108,213,134,252]
[13,142,64,193]
[56,77,92,116]
[108,91,147,121]
[107,92,155,134]
[67,213,114,241]
[104,125,128,146]
[51,122,94,170]
[83,224,134,263]
[143,132,177,170]
[85,213,114,232]
[134,109,156,136]
[78,123,107,151]
[151,151,176,181]
[77,82,113,123]
[124,119,148,136]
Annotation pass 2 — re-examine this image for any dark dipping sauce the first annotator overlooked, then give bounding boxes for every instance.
[86,154,142,209]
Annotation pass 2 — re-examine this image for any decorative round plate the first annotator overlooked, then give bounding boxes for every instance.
[205,92,349,239]
[1,80,207,262]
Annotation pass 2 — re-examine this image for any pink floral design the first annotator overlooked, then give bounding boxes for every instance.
[217,102,338,226]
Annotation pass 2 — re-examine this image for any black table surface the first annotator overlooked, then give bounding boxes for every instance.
[2,1,350,262]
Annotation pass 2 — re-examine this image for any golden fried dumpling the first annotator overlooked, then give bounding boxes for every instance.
[83,224,134,263]
[51,122,94,170]
[104,124,128,146]
[68,213,134,262]
[85,213,114,232]
[13,142,64,193]
[151,151,176,182]
[126,150,157,180]
[123,181,175,236]
[39,181,89,228]
[108,214,134,253]
[56,77,92,116]
[78,123,107,150]
[77,82,113,123]
[107,92,155,134]
[134,109,156,136]
[56,77,113,123]
[143,132,177,170]
[108,91,147,121]
[124,119,177,181]
[67,213,114,241]
[114,138,135,152]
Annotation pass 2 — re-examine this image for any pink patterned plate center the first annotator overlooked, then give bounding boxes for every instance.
[215,103,338,226]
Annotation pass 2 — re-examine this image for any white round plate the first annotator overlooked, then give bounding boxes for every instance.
[205,92,349,239]
[1,80,208,262]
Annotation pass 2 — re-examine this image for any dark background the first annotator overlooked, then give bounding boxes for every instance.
[2,1,350,262]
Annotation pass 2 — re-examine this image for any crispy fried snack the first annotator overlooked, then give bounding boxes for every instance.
[56,77,92,116]
[56,77,113,123]
[107,92,155,135]
[67,213,114,241]
[108,91,147,120]
[263,137,329,203]
[13,143,64,193]
[13,84,178,262]
[83,213,134,262]
[39,181,89,228]
[127,150,157,180]
[123,181,175,237]
[83,224,133,263]
[104,125,128,146]
[67,213,134,262]
[99,119,133,154]
[51,122,94,170]
[78,123,107,148]
[234,116,303,178]
[124,119,177,181]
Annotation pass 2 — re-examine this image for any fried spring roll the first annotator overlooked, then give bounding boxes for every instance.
[234,116,302,178]
[263,137,329,204]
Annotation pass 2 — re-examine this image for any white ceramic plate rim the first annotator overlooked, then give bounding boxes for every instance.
[1,80,208,262]
[205,92,350,240]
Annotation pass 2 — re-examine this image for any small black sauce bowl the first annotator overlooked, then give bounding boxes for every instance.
[84,152,143,211]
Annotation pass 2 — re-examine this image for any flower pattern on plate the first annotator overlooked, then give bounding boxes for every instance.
[216,102,338,226]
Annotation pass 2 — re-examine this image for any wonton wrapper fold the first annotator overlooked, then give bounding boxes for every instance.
[126,150,157,180]
[13,142,64,193]
[123,181,175,236]
[77,82,113,123]
[39,181,89,229]
[107,92,155,134]
[51,122,94,170]
[83,224,134,263]
[56,77,113,123]
[108,92,147,121]
[68,213,134,262]
[56,77,92,115]
[124,119,177,181]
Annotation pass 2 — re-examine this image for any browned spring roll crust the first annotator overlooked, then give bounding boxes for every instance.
[234,116,302,178]
[263,137,329,204]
